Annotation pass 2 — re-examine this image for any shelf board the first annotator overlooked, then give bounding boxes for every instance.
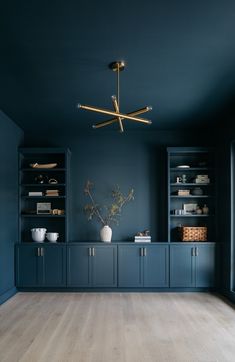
[21,168,66,172]
[20,183,66,187]
[170,195,212,198]
[170,183,212,186]
[22,196,65,199]
[170,214,212,217]
[170,241,216,244]
[170,167,212,171]
[21,214,66,218]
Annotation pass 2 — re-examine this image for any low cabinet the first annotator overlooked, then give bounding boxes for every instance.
[67,244,117,287]
[15,244,66,287]
[118,244,169,287]
[170,243,216,288]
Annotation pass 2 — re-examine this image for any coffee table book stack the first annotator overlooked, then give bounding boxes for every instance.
[134,235,151,242]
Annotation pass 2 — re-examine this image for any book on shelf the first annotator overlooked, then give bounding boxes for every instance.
[46,189,59,196]
[195,175,210,184]
[28,191,43,196]
[134,236,151,243]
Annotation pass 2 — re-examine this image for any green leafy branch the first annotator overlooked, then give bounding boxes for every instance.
[84,180,134,226]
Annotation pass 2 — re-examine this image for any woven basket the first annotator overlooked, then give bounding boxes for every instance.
[179,226,207,241]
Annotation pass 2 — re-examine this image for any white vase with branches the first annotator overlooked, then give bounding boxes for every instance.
[84,180,134,242]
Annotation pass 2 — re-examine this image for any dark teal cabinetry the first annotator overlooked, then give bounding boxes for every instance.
[15,244,66,287]
[118,245,143,287]
[67,245,90,286]
[16,242,216,289]
[67,244,117,287]
[118,244,169,287]
[170,243,216,288]
[144,245,169,287]
[195,244,216,287]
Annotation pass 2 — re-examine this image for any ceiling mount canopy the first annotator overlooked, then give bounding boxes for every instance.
[77,61,152,132]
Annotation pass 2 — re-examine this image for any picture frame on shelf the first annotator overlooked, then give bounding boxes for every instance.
[183,203,197,214]
[36,202,51,214]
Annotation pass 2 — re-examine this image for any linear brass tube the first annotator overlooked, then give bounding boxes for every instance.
[112,96,124,132]
[78,104,152,124]
[92,118,119,129]
[92,106,152,129]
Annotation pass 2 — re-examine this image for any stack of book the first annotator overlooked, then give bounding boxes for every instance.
[134,235,151,243]
[28,191,43,196]
[178,189,190,196]
[46,189,59,197]
[195,175,210,184]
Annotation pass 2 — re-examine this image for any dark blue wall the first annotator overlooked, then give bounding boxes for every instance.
[24,129,213,242]
[215,124,235,300]
[0,111,23,302]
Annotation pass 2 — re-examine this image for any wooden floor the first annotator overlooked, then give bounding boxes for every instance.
[0,293,235,362]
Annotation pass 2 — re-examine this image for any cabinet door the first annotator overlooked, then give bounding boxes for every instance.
[92,245,117,287]
[67,245,91,287]
[118,245,143,287]
[15,245,40,287]
[195,244,216,287]
[41,245,66,287]
[144,245,169,287]
[170,245,195,287]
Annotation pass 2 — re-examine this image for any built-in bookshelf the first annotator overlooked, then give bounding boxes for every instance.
[18,148,70,243]
[167,147,216,243]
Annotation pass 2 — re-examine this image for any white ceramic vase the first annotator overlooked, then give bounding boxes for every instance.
[100,225,112,242]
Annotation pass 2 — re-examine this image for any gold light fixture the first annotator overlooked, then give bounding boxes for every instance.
[77,61,152,132]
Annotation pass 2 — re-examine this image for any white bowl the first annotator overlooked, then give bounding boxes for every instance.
[46,232,59,242]
[31,228,47,242]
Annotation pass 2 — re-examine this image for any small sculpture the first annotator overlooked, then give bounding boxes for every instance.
[136,229,150,237]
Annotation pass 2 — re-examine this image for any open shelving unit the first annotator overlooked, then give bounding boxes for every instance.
[167,147,216,243]
[18,148,70,243]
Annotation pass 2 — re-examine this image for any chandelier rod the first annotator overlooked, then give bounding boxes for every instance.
[117,64,120,108]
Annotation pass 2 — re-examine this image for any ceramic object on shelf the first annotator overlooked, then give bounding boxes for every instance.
[191,187,203,196]
[100,225,112,242]
[31,228,47,242]
[46,232,59,242]
[176,165,190,168]
[202,204,209,215]
[30,163,57,169]
[196,206,202,215]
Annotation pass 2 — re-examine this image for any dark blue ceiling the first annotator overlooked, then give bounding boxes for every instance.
[1,0,235,132]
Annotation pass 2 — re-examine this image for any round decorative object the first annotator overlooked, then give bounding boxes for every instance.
[196,207,202,215]
[31,228,47,242]
[176,165,190,168]
[191,187,203,196]
[49,178,58,184]
[46,232,59,242]
[100,225,112,242]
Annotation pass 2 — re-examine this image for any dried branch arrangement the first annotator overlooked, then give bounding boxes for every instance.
[84,180,134,226]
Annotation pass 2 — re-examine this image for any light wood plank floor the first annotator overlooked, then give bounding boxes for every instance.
[0,293,235,362]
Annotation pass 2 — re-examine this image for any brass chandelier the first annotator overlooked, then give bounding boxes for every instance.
[77,61,152,132]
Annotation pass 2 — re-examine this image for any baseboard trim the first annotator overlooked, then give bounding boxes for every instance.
[17,287,216,293]
[0,287,17,305]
